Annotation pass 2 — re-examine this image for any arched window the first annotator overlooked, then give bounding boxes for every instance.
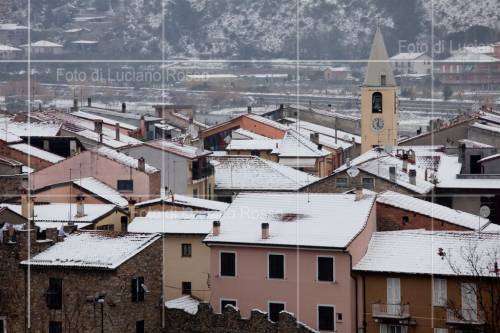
[372,92,382,113]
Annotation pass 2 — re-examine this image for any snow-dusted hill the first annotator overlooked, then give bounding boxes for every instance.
[3,0,499,59]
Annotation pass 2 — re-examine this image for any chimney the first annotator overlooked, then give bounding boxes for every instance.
[261,222,269,239]
[94,119,103,134]
[122,102,126,113]
[87,97,92,107]
[279,103,284,110]
[99,133,103,144]
[310,132,320,144]
[389,166,396,182]
[75,194,85,217]
[213,221,220,236]
[73,98,78,109]
[140,115,147,139]
[354,185,364,201]
[137,157,146,172]
[115,122,120,141]
[402,153,409,173]
[21,192,34,220]
[408,169,417,185]
[247,106,252,114]
[458,143,466,166]
[128,199,136,221]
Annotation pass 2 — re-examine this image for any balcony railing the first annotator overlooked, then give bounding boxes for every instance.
[372,303,410,319]
[446,308,485,325]
[192,164,214,181]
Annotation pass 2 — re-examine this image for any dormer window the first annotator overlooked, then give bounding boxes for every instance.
[372,92,383,113]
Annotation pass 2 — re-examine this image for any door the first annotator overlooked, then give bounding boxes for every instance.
[387,278,401,315]
[461,283,477,321]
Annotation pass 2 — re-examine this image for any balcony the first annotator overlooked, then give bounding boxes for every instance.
[372,304,410,319]
[446,308,485,325]
[192,164,214,181]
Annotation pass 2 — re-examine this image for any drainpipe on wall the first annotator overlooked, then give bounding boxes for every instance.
[348,252,359,333]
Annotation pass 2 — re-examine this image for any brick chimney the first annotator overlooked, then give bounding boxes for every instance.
[354,185,364,201]
[409,169,417,185]
[261,222,269,239]
[115,122,120,141]
[212,221,220,236]
[310,132,320,144]
[128,199,136,221]
[140,115,147,139]
[247,106,252,114]
[137,157,146,172]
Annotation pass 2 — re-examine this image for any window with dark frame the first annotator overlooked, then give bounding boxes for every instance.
[362,177,375,190]
[317,257,334,282]
[220,252,236,277]
[372,92,383,113]
[47,278,63,309]
[221,299,236,311]
[182,282,192,295]
[335,177,348,188]
[268,302,285,322]
[117,179,134,192]
[318,305,335,331]
[131,277,145,302]
[268,254,285,279]
[402,216,409,225]
[181,243,192,257]
[48,321,62,333]
[136,320,145,333]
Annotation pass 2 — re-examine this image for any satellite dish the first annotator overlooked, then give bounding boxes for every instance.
[480,205,491,218]
[347,166,360,178]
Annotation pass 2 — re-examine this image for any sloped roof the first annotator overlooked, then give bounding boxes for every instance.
[377,191,489,230]
[145,139,211,159]
[73,177,129,207]
[354,230,500,277]
[9,143,65,163]
[390,52,426,60]
[211,155,318,191]
[204,192,375,248]
[1,203,116,223]
[94,147,158,174]
[136,194,229,211]
[364,27,396,87]
[275,129,329,158]
[21,231,160,269]
[165,295,200,314]
[129,211,222,234]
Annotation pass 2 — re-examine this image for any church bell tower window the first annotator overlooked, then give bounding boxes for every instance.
[372,92,383,113]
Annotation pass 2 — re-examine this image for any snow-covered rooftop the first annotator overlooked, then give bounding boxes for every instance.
[165,295,200,315]
[354,230,500,277]
[0,119,61,137]
[211,155,319,191]
[0,128,22,143]
[136,194,229,211]
[22,231,160,269]
[71,111,138,130]
[436,154,500,189]
[245,114,288,131]
[94,146,158,174]
[377,191,489,230]
[9,143,65,163]
[145,139,212,159]
[285,118,361,144]
[24,40,63,48]
[73,177,129,207]
[0,44,21,52]
[275,128,329,158]
[231,128,269,140]
[204,192,375,248]
[226,138,277,151]
[129,211,222,234]
[390,52,426,60]
[478,153,500,164]
[443,51,499,63]
[471,122,500,134]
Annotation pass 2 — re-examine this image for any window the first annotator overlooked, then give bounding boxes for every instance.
[221,299,237,311]
[120,216,128,231]
[381,74,387,86]
[131,277,145,302]
[49,321,62,333]
[97,224,114,231]
[136,320,145,333]
[318,305,335,331]
[362,177,375,190]
[372,92,383,113]
[193,188,198,198]
[380,324,407,333]
[317,256,335,282]
[402,216,409,225]
[47,278,63,309]
[268,254,285,279]
[117,179,133,192]
[182,282,192,295]
[220,252,236,277]
[335,177,348,189]
[433,278,447,306]
[0,317,5,333]
[387,278,401,315]
[182,244,192,257]
[268,302,285,322]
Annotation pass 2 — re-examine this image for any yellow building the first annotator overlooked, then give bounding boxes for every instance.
[361,28,398,153]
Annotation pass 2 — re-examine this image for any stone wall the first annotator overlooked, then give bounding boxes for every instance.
[164,303,317,333]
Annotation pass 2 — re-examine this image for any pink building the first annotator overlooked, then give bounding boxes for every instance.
[31,146,161,200]
[204,191,376,332]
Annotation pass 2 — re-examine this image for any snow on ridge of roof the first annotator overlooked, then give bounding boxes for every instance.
[285,118,361,144]
[71,40,99,44]
[478,153,500,164]
[444,51,499,63]
[25,40,63,48]
[8,143,65,163]
[129,211,222,234]
[377,191,489,230]
[354,230,500,276]
[390,52,426,60]
[457,139,493,148]
[462,45,494,54]
[232,128,269,140]
[226,138,277,151]
[22,231,160,269]
[165,295,200,314]
[211,155,318,191]
[73,177,128,207]
[205,192,375,248]
[94,146,158,174]
[275,128,329,158]
[71,111,137,130]
[0,44,21,51]
[471,122,500,134]
[145,139,212,159]
[135,194,229,211]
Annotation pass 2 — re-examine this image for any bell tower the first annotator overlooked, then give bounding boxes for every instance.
[360,27,398,153]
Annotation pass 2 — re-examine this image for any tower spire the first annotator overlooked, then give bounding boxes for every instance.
[364,27,395,87]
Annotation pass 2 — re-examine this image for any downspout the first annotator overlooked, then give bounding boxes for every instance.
[363,274,367,332]
[348,252,359,333]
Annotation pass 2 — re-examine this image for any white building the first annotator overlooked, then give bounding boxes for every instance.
[390,52,431,75]
[21,40,63,56]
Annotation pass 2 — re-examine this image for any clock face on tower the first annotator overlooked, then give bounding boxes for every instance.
[371,117,385,132]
